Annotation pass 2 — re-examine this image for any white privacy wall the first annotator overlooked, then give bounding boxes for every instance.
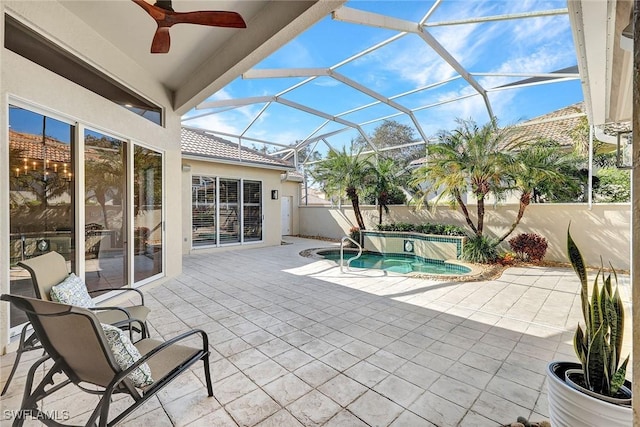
[299,204,631,270]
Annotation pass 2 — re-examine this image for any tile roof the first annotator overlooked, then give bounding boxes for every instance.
[409,102,587,167]
[9,130,71,163]
[283,170,304,182]
[514,102,585,147]
[181,127,294,170]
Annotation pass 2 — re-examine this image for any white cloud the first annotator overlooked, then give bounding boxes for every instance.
[356,36,456,87]
[185,113,243,135]
[184,101,269,136]
[270,39,316,68]
[209,87,232,101]
[511,15,568,45]
[313,79,341,87]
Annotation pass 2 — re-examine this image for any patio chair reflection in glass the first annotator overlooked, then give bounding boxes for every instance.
[1,251,150,396]
[85,223,106,277]
[1,294,213,427]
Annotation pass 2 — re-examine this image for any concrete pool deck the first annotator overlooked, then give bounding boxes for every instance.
[0,236,632,426]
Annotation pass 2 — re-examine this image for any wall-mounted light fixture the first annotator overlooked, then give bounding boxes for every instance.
[271,190,279,200]
[182,164,191,172]
[616,131,633,169]
[621,21,633,52]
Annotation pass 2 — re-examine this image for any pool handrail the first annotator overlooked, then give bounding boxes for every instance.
[340,236,363,273]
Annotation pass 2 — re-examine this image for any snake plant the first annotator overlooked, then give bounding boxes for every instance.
[568,228,629,397]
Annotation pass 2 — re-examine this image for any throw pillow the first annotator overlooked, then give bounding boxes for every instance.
[101,323,154,388]
[50,273,95,308]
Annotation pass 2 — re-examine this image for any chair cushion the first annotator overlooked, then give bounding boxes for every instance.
[50,273,95,308]
[101,323,154,388]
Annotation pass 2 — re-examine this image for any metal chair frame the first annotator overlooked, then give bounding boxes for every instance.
[1,294,213,427]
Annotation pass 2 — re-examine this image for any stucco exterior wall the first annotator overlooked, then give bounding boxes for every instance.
[281,180,301,235]
[181,160,285,254]
[1,2,182,353]
[300,204,631,270]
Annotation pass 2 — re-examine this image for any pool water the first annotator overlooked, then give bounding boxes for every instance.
[319,250,471,275]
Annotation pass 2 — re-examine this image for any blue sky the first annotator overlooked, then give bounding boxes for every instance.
[186,0,583,156]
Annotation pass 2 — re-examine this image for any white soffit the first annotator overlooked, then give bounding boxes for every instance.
[569,0,633,125]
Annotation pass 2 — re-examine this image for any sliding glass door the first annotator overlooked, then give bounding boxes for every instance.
[8,105,75,327]
[8,103,164,330]
[84,130,126,290]
[191,175,263,247]
[192,176,216,247]
[243,180,262,242]
[219,178,240,244]
[133,145,163,282]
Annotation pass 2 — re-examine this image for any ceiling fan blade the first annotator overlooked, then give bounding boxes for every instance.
[131,0,246,54]
[154,0,174,12]
[168,11,246,28]
[132,0,166,21]
[150,27,170,54]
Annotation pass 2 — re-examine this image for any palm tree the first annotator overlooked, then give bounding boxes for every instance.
[497,141,581,243]
[371,158,403,225]
[84,137,124,231]
[311,147,371,230]
[411,118,577,244]
[411,118,518,238]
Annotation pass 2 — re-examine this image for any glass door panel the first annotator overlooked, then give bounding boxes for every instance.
[84,130,126,291]
[133,145,163,282]
[219,178,240,244]
[192,176,216,246]
[243,180,262,241]
[8,105,75,327]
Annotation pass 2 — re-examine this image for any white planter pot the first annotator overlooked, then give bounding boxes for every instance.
[547,362,632,427]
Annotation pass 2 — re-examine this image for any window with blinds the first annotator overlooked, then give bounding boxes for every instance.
[191,176,262,246]
[219,178,240,244]
[192,176,216,246]
[243,180,262,241]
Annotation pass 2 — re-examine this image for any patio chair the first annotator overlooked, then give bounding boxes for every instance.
[1,251,150,396]
[17,251,150,327]
[1,294,213,427]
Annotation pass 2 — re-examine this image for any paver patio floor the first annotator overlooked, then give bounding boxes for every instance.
[0,237,631,426]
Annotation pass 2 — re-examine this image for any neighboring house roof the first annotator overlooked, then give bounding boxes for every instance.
[181,127,295,170]
[409,102,587,167]
[301,187,331,205]
[9,130,71,163]
[514,102,585,147]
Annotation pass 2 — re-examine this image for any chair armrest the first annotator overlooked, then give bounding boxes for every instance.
[140,329,209,362]
[88,288,145,305]
[110,318,148,340]
[88,306,132,319]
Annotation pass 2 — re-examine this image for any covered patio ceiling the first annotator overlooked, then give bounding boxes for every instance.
[181,0,633,167]
[59,0,345,115]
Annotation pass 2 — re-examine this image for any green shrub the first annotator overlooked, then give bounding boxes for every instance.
[375,222,466,236]
[396,222,414,232]
[595,167,630,202]
[462,236,498,264]
[508,233,548,262]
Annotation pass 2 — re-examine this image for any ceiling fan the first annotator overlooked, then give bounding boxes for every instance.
[132,0,246,54]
